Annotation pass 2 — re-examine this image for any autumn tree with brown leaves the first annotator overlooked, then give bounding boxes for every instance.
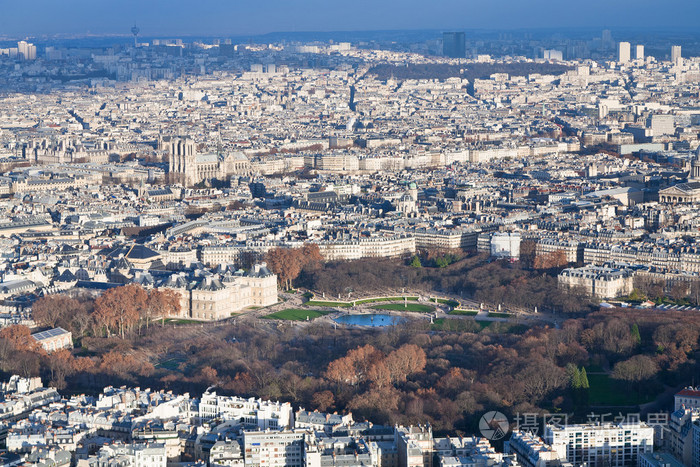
[384,344,427,385]
[312,390,335,412]
[94,284,148,338]
[145,288,182,328]
[0,325,43,353]
[32,295,81,329]
[266,243,324,290]
[326,344,383,387]
[327,344,426,390]
[533,250,568,270]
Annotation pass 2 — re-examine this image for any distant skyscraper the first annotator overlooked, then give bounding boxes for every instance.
[601,29,613,49]
[635,45,644,61]
[442,32,466,58]
[131,25,140,48]
[671,45,682,64]
[617,41,631,63]
[543,49,563,61]
[17,41,36,60]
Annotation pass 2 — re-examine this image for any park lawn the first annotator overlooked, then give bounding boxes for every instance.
[587,373,655,406]
[355,296,420,304]
[488,312,515,318]
[476,320,529,334]
[431,318,480,332]
[436,299,460,307]
[163,318,203,325]
[156,358,184,370]
[430,318,528,334]
[450,309,479,316]
[264,309,331,321]
[305,300,352,307]
[372,303,434,313]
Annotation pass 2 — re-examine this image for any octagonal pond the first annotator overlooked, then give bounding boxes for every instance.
[333,313,406,327]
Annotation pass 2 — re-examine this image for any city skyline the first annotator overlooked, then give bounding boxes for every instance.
[2,1,700,465]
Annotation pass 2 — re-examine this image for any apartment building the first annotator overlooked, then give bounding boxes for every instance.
[536,238,583,264]
[318,234,415,261]
[664,407,699,465]
[243,431,306,467]
[411,228,479,251]
[544,422,654,467]
[396,425,433,467]
[583,243,700,272]
[198,392,293,430]
[77,442,167,467]
[675,387,700,411]
[505,431,567,467]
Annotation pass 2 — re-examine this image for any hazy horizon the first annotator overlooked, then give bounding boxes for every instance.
[2,0,699,38]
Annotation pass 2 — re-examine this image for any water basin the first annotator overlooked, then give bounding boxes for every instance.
[333,313,405,327]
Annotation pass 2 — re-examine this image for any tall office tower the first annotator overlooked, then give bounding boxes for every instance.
[17,41,27,59]
[442,32,466,58]
[543,49,563,61]
[671,45,682,64]
[635,44,644,60]
[17,41,36,60]
[617,41,631,63]
[601,29,613,49]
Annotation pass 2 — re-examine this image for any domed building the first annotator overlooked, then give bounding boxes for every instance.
[658,149,700,204]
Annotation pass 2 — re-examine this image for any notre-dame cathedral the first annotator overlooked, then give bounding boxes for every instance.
[161,136,251,187]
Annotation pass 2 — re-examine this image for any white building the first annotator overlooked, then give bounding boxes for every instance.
[77,442,167,467]
[491,233,520,260]
[243,431,305,467]
[505,431,566,467]
[617,42,631,63]
[649,114,675,137]
[198,392,293,430]
[209,440,244,466]
[294,409,353,433]
[542,49,563,61]
[318,234,416,262]
[671,45,682,64]
[675,387,700,411]
[544,422,653,467]
[17,41,36,60]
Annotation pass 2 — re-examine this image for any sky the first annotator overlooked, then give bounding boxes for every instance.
[1,0,700,38]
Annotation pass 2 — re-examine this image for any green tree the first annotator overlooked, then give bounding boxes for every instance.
[628,289,644,302]
[631,323,641,346]
[566,363,581,389]
[579,367,589,389]
[409,256,422,268]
